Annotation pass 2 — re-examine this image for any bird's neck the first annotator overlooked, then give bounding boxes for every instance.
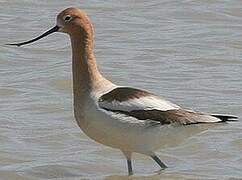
[70,31,103,98]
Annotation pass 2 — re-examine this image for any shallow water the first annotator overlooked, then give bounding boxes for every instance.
[0,0,242,179]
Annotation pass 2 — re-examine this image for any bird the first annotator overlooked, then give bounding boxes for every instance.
[7,7,238,175]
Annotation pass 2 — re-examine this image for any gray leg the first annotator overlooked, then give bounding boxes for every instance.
[122,151,133,175]
[127,158,133,176]
[151,155,167,169]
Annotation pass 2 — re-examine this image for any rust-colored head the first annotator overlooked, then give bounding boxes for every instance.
[6,7,93,46]
[57,7,93,36]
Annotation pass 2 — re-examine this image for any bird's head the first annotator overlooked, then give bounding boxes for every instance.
[6,7,93,46]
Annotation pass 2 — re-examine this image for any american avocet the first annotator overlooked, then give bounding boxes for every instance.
[7,7,237,175]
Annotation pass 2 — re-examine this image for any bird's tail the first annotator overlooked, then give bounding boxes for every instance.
[211,114,238,122]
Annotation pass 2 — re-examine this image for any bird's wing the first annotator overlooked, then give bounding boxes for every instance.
[98,87,180,112]
[98,87,237,125]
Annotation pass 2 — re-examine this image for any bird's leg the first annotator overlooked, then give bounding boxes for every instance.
[122,151,133,175]
[151,154,167,169]
[127,158,133,176]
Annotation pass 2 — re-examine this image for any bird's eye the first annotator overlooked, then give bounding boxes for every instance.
[63,15,72,22]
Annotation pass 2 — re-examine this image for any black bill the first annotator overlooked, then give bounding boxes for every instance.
[6,25,60,47]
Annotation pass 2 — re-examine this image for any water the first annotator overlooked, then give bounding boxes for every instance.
[0,0,242,179]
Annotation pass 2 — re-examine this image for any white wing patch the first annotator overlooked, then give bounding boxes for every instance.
[99,95,180,112]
